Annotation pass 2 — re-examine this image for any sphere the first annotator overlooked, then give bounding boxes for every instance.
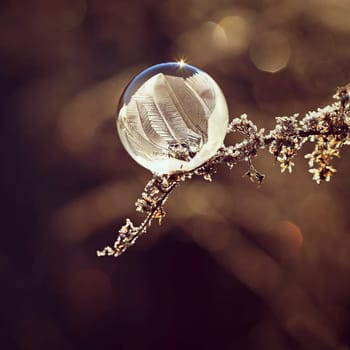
[117,62,229,174]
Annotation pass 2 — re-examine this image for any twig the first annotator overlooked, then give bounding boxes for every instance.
[97,85,350,257]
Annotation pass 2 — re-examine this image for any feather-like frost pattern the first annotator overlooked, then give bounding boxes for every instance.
[185,73,216,113]
[136,95,175,146]
[152,74,202,145]
[123,100,166,157]
[164,75,209,140]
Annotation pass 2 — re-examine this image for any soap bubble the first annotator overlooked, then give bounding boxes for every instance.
[117,62,229,174]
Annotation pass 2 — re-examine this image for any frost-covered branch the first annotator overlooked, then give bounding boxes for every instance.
[97,85,350,257]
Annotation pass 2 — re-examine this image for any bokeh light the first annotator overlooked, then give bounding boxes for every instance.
[217,15,252,55]
[2,0,350,349]
[250,31,291,73]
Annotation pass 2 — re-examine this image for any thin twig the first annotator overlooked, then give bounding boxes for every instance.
[97,176,180,257]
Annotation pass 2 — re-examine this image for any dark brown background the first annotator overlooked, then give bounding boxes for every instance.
[1,0,350,349]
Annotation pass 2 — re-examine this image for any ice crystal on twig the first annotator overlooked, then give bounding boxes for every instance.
[267,114,305,173]
[97,175,180,257]
[97,85,350,257]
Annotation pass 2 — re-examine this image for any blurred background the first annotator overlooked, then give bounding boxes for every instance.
[1,0,350,349]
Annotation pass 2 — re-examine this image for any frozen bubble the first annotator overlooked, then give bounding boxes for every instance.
[117,62,229,174]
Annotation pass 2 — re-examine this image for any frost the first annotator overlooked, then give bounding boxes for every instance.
[98,85,350,258]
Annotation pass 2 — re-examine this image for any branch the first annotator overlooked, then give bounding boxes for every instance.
[97,85,350,257]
